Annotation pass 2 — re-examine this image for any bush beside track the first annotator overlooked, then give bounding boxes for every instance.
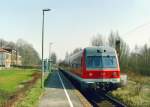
[110,71,150,107]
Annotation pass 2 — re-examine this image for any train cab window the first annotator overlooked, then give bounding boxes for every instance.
[86,56,102,68]
[86,56,117,69]
[102,56,117,68]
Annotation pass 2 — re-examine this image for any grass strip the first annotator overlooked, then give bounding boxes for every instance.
[15,79,43,107]
[15,72,51,107]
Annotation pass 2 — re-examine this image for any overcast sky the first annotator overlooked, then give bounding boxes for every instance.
[0,0,150,60]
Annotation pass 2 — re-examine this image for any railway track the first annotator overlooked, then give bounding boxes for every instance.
[104,93,126,107]
[80,88,126,107]
[60,69,126,107]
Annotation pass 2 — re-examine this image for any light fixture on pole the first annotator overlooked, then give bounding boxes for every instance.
[41,8,51,88]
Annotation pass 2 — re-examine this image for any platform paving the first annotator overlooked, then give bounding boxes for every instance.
[38,71,84,107]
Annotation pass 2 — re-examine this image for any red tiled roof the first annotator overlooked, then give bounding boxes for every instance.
[0,48,9,53]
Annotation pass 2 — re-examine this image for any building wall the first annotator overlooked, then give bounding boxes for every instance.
[0,49,22,68]
[5,53,11,68]
[0,52,11,68]
[0,52,5,66]
[17,55,22,65]
[11,50,17,65]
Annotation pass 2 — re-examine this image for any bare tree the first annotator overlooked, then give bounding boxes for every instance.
[16,39,40,66]
[108,31,116,48]
[91,34,105,46]
[72,48,82,54]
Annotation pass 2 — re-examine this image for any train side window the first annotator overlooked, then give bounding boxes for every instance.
[78,64,81,67]
[73,63,77,68]
[75,63,79,68]
[77,64,81,68]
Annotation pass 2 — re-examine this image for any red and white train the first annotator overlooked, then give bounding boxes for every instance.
[62,46,121,91]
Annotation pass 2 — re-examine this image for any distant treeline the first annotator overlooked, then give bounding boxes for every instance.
[0,38,41,66]
[129,44,150,75]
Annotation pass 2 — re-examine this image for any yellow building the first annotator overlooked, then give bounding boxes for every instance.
[0,48,11,68]
[0,48,22,68]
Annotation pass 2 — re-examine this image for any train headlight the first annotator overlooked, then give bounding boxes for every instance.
[112,72,118,77]
[89,73,93,76]
[100,72,106,76]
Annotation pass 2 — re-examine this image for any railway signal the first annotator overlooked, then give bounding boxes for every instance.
[115,40,121,63]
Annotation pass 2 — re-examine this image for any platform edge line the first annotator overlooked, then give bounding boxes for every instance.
[57,72,74,107]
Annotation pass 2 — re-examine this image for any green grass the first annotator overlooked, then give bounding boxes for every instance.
[0,69,34,92]
[15,79,43,107]
[0,69,35,101]
[0,68,51,107]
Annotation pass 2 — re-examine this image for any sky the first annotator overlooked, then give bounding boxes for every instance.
[0,0,150,60]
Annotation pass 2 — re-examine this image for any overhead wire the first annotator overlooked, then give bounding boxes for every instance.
[122,21,150,37]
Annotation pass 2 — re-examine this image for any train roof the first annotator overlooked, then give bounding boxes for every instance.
[84,46,116,53]
[67,46,117,63]
[69,46,116,59]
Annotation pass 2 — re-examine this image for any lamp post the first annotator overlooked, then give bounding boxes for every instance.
[49,42,53,72]
[41,8,51,88]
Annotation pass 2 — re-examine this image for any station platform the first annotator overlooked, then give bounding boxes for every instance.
[38,71,91,107]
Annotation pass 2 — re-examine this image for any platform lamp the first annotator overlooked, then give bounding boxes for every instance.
[41,8,51,88]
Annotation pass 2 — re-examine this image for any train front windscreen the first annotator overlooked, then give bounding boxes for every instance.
[86,55,117,69]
